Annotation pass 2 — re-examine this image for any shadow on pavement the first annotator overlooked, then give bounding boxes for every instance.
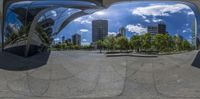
[0,51,50,71]
[192,51,200,69]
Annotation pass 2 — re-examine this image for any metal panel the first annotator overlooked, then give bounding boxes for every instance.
[0,0,2,49]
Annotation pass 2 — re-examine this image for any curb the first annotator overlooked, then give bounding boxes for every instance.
[106,54,158,58]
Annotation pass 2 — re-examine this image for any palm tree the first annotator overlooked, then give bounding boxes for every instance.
[142,33,152,51]
[130,35,142,52]
[116,36,128,52]
[103,36,116,51]
[154,34,170,52]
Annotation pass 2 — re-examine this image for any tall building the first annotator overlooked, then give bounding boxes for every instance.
[147,26,158,35]
[158,23,166,34]
[92,20,108,42]
[192,19,197,46]
[72,34,81,46]
[119,27,126,36]
[61,36,65,43]
[66,38,72,44]
[147,23,167,35]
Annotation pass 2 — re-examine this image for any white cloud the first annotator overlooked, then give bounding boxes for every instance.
[80,29,89,32]
[126,24,147,35]
[65,8,81,15]
[54,38,60,41]
[144,19,150,23]
[108,32,117,36]
[144,18,163,23]
[185,24,189,27]
[82,39,87,42]
[74,17,91,24]
[50,10,57,17]
[187,11,194,15]
[94,10,106,16]
[182,28,192,33]
[152,19,163,23]
[132,4,191,17]
[74,15,94,24]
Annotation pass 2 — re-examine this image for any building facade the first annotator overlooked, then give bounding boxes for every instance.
[158,23,167,34]
[148,26,158,35]
[119,27,126,36]
[72,34,81,46]
[147,23,167,35]
[92,20,108,42]
[66,38,72,44]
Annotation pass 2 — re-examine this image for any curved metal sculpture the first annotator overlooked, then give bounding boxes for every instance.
[0,0,200,57]
[1,0,103,56]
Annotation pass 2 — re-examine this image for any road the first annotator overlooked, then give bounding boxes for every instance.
[0,50,199,99]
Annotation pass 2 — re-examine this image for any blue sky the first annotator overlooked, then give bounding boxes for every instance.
[57,1,195,45]
[6,1,196,45]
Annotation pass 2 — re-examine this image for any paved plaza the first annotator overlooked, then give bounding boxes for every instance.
[0,50,199,99]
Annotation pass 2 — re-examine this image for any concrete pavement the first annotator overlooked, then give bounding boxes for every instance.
[0,50,199,99]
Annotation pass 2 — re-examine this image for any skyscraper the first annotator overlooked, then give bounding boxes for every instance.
[92,20,108,42]
[147,26,158,35]
[72,33,81,46]
[119,27,126,36]
[62,36,65,43]
[158,23,166,34]
[192,19,197,47]
[147,23,167,35]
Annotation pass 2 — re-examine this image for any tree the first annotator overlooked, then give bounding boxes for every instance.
[116,36,129,52]
[142,33,152,51]
[162,34,171,52]
[154,34,171,52]
[130,35,142,52]
[61,43,68,49]
[168,35,176,51]
[182,40,191,50]
[96,40,104,53]
[103,36,116,51]
[173,36,182,51]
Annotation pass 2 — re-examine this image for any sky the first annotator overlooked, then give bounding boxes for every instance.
[57,1,195,45]
[5,1,196,45]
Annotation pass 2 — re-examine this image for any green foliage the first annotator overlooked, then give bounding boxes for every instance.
[182,40,191,50]
[5,24,30,45]
[116,36,129,51]
[153,34,172,51]
[96,40,104,48]
[96,40,104,53]
[141,33,152,50]
[35,26,51,46]
[81,45,93,50]
[52,32,192,52]
[130,35,142,52]
[103,36,117,50]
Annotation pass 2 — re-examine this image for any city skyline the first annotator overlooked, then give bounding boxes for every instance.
[57,1,195,45]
